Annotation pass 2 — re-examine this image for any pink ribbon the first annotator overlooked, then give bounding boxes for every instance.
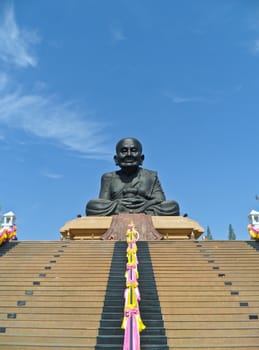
[127,263,137,270]
[123,308,140,350]
[126,268,138,285]
[124,287,141,306]
[248,224,259,234]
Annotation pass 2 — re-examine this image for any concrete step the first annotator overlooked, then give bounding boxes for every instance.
[0,335,97,346]
[1,239,259,350]
[167,336,259,347]
[149,240,259,350]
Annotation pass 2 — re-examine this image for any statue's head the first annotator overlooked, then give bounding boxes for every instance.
[114,137,144,170]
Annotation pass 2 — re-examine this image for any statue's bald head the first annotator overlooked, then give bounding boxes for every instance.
[114,137,144,169]
[115,137,142,154]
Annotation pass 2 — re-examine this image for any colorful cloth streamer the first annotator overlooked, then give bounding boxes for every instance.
[248,224,259,240]
[0,225,17,246]
[122,308,146,350]
[125,263,139,282]
[126,224,140,243]
[123,285,140,309]
[127,249,138,266]
[122,222,146,350]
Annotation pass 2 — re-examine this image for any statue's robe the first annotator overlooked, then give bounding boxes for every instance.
[86,168,179,216]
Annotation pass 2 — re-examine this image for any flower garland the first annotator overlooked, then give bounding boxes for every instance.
[248,224,259,240]
[0,225,17,246]
[121,222,146,350]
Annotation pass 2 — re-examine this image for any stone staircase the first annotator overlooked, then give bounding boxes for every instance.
[0,239,259,349]
[150,240,259,350]
[0,240,114,349]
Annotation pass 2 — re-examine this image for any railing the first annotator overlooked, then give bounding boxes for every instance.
[121,222,146,350]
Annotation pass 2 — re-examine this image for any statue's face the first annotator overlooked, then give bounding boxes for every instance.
[114,138,144,169]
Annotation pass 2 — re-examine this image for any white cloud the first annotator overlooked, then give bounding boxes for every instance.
[41,170,63,180]
[171,96,205,104]
[164,85,243,105]
[0,4,110,160]
[0,3,39,67]
[0,72,9,90]
[253,39,259,53]
[111,23,126,44]
[164,91,208,104]
[0,86,111,158]
[112,29,126,42]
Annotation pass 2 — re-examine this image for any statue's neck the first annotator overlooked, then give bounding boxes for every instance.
[120,166,140,176]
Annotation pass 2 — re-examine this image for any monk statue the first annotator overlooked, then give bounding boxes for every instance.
[86,137,180,216]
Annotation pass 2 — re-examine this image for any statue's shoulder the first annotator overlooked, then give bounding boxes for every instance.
[140,168,158,178]
[101,171,116,180]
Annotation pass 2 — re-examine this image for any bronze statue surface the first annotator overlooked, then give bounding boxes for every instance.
[86,137,180,216]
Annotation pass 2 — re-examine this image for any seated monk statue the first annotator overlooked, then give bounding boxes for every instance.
[86,137,180,216]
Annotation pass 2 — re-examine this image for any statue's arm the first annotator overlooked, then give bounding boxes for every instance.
[151,175,166,201]
[99,173,113,200]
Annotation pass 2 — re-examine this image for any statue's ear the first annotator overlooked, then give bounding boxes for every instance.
[140,154,144,165]
[114,155,119,166]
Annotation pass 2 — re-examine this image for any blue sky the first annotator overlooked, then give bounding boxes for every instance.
[0,0,259,241]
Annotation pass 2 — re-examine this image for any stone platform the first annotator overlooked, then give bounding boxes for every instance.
[60,214,204,240]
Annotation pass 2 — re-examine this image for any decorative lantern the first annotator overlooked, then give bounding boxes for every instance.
[248,210,259,240]
[2,211,16,229]
[0,211,17,244]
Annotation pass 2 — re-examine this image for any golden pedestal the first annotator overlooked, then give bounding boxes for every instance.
[60,214,204,241]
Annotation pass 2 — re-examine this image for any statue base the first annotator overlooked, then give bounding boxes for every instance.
[60,214,204,240]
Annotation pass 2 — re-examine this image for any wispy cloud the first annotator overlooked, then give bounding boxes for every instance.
[0,72,8,90]
[252,39,259,54]
[245,9,259,56]
[0,3,39,67]
[164,84,242,105]
[111,23,126,44]
[41,170,63,180]
[112,29,126,42]
[0,4,111,160]
[164,91,211,104]
[0,88,111,158]
[170,96,206,104]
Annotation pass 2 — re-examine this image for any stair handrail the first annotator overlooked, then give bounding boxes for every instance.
[121,222,146,350]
